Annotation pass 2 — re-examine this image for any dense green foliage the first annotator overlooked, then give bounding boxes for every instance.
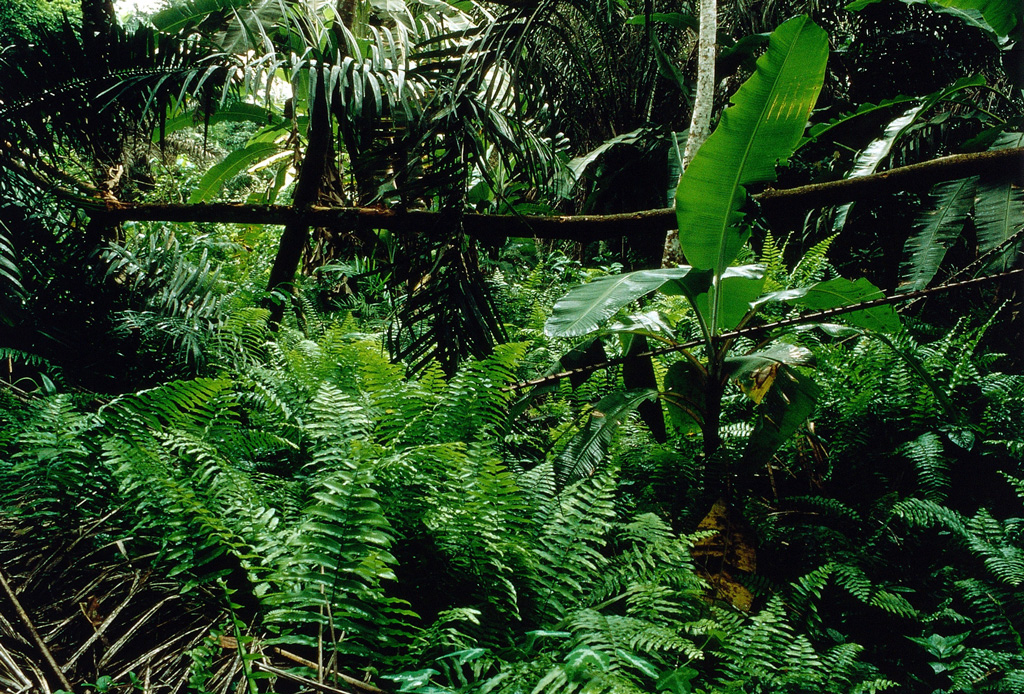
[0,0,1022,692]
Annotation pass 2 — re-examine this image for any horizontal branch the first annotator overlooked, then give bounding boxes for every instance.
[503,267,1024,392]
[92,147,1024,242]
[95,201,672,242]
[757,146,1024,209]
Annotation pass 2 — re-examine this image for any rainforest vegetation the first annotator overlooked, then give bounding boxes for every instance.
[0,0,1022,691]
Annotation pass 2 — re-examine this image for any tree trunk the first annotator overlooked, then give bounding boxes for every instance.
[662,0,717,267]
[265,68,334,327]
[81,0,123,244]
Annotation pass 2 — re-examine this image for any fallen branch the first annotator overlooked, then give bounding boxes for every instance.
[253,661,357,694]
[0,569,74,691]
[89,148,1024,242]
[271,647,389,694]
[504,268,1024,391]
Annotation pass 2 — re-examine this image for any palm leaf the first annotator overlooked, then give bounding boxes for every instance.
[900,176,979,292]
[974,133,1024,271]
[675,15,828,275]
[544,267,709,338]
[848,0,1020,42]
[831,75,986,233]
[188,141,282,203]
[555,389,658,488]
[975,178,1024,271]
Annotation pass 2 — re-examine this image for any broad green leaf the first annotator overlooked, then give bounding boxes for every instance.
[152,0,251,33]
[831,105,924,233]
[606,311,677,337]
[615,648,660,678]
[692,265,766,331]
[383,669,440,692]
[657,666,699,694]
[558,128,645,196]
[188,142,281,203]
[663,360,706,436]
[743,365,820,463]
[555,389,658,487]
[676,16,828,274]
[437,648,488,664]
[801,75,984,149]
[831,76,985,233]
[757,277,901,332]
[545,268,704,338]
[900,176,978,292]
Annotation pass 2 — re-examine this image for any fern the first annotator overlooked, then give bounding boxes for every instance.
[900,431,950,502]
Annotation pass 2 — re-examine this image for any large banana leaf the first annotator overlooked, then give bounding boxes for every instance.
[900,176,978,292]
[675,16,828,275]
[544,268,709,338]
[756,277,901,332]
[152,0,252,33]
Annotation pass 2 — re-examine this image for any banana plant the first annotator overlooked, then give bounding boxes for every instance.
[542,16,900,487]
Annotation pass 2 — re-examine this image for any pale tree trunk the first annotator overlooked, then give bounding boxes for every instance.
[662,0,717,267]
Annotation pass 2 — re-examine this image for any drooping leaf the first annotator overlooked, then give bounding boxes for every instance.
[676,16,828,274]
[830,105,925,233]
[831,75,986,232]
[974,132,1024,271]
[899,176,979,292]
[663,360,707,436]
[725,342,816,404]
[557,128,645,196]
[622,335,666,443]
[188,142,282,203]
[743,364,820,465]
[624,12,698,30]
[975,178,1024,271]
[757,277,901,332]
[692,498,758,611]
[545,268,706,338]
[555,389,658,487]
[614,649,660,678]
